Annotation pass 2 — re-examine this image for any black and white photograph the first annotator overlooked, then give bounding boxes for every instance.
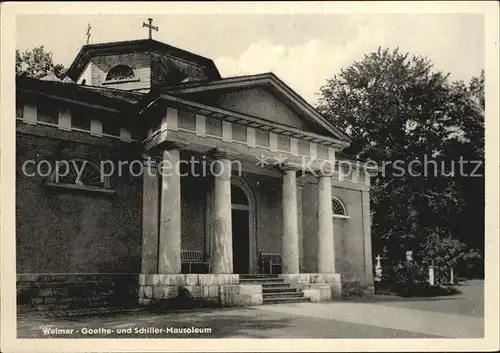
[1,1,498,352]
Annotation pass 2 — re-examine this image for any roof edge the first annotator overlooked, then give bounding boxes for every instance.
[140,92,350,149]
[66,39,221,81]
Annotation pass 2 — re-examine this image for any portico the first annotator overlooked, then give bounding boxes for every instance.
[15,37,376,311]
[142,148,339,277]
[136,88,369,305]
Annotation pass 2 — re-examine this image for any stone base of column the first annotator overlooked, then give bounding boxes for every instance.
[137,274,263,307]
[277,273,375,299]
[340,273,375,297]
[278,273,343,301]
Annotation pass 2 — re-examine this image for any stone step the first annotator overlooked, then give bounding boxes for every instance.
[263,296,311,304]
[262,287,299,294]
[260,282,291,288]
[239,274,280,279]
[239,278,284,283]
[262,291,304,298]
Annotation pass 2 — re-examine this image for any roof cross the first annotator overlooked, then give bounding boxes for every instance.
[142,18,159,40]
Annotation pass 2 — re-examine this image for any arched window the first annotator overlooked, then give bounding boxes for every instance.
[332,196,348,218]
[46,159,113,193]
[105,65,135,81]
[231,184,249,206]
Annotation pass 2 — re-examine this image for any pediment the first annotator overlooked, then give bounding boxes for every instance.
[163,73,350,142]
[217,86,324,133]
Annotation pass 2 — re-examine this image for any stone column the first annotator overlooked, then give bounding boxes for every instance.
[211,149,236,274]
[141,156,159,274]
[362,189,374,282]
[281,166,300,274]
[296,176,305,272]
[317,172,336,273]
[158,145,183,273]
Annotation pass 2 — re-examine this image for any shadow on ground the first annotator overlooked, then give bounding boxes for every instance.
[342,295,462,303]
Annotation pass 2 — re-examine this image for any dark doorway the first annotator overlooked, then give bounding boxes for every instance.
[231,185,250,274]
[232,209,250,274]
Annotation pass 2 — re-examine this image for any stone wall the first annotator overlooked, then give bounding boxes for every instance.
[302,182,367,275]
[279,273,343,301]
[181,174,210,252]
[242,172,283,255]
[90,53,151,91]
[218,87,313,132]
[16,133,143,273]
[179,171,284,262]
[332,188,365,273]
[138,274,262,307]
[341,273,375,297]
[17,274,138,312]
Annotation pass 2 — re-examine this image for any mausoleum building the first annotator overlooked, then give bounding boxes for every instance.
[16,37,376,311]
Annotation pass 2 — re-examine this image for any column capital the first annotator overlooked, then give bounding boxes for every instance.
[163,141,189,151]
[296,176,307,188]
[279,163,300,173]
[142,153,162,166]
[211,148,238,161]
[317,168,335,178]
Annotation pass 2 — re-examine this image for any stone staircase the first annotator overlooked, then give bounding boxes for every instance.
[239,274,310,304]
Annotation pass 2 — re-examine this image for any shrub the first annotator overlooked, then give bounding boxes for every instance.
[392,261,428,293]
[380,261,428,296]
[379,260,461,297]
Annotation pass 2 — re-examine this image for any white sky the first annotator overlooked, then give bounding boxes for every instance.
[16,14,484,104]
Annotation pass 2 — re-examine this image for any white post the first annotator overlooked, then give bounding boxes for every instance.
[375,255,382,282]
[428,266,435,286]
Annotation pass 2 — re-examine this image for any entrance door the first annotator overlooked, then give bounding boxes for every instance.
[231,185,250,274]
[232,209,250,274]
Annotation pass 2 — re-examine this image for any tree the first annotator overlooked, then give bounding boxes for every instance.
[316,47,484,280]
[443,71,485,265]
[16,45,66,79]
